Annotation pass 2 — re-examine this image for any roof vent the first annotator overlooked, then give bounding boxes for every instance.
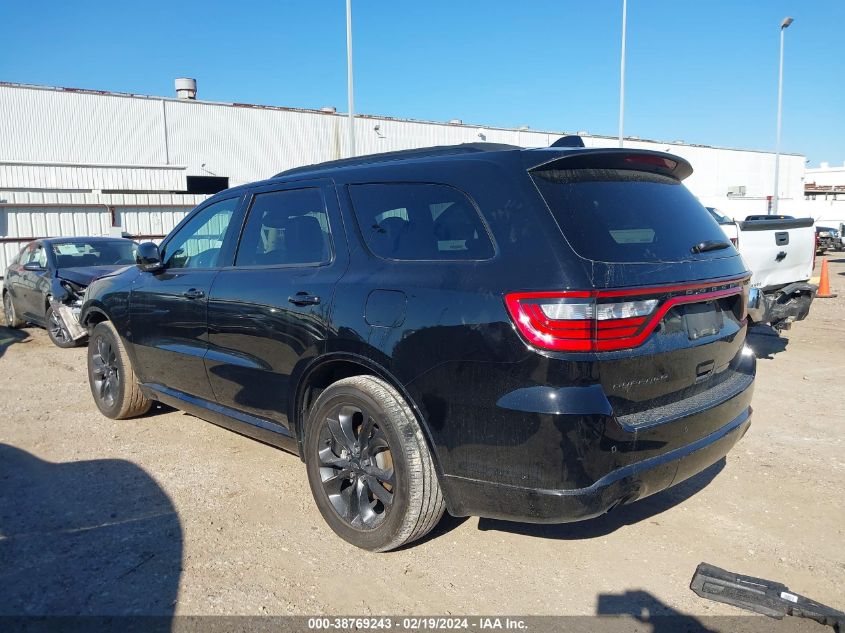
[448,119,463,125]
[321,106,337,113]
[175,77,197,100]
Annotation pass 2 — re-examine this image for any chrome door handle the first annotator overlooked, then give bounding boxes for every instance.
[288,293,321,306]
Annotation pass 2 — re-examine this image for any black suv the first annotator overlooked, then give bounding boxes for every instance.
[80,143,755,551]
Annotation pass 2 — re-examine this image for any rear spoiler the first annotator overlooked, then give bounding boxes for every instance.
[525,148,693,181]
[737,218,814,231]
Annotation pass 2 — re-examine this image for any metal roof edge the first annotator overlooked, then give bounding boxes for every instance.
[0,81,805,158]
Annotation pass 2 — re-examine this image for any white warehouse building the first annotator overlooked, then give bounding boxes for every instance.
[0,80,807,273]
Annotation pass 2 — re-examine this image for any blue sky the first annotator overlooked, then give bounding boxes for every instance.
[2,1,842,165]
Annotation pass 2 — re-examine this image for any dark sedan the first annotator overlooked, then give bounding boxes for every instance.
[3,237,137,347]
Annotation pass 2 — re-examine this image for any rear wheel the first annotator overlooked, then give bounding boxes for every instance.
[46,305,81,348]
[3,292,24,328]
[87,321,152,419]
[304,375,445,551]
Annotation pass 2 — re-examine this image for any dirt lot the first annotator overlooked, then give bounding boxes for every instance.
[1,258,843,622]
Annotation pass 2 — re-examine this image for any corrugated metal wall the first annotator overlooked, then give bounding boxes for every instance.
[0,83,807,204]
[0,86,167,165]
[118,207,191,238]
[0,191,206,276]
[0,161,186,191]
[0,81,811,266]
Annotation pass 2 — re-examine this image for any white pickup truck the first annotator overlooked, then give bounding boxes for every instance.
[708,209,817,330]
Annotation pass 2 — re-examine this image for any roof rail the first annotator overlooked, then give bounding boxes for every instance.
[274,142,520,177]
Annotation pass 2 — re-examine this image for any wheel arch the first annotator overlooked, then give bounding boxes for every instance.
[292,353,446,480]
[81,305,111,329]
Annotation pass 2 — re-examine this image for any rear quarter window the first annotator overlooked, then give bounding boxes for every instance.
[348,183,494,261]
[532,168,730,263]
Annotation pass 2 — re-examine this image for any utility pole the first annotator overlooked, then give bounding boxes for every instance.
[618,0,628,148]
[346,0,356,157]
[772,16,794,214]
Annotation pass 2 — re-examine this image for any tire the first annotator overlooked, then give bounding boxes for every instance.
[87,321,152,419]
[46,305,82,348]
[3,292,24,328]
[304,375,445,552]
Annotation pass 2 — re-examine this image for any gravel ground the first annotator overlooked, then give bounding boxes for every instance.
[0,258,843,622]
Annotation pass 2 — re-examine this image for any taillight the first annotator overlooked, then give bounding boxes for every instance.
[730,237,738,247]
[505,278,748,352]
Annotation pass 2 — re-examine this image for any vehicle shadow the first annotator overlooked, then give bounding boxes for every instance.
[0,326,30,360]
[394,513,471,551]
[746,325,788,359]
[476,458,725,541]
[141,401,177,418]
[0,444,182,619]
[597,590,716,632]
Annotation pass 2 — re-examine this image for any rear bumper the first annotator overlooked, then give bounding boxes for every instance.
[442,406,751,523]
[748,283,816,327]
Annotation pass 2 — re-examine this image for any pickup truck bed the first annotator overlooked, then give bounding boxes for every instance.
[709,211,817,329]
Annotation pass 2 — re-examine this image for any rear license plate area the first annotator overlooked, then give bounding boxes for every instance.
[682,302,724,340]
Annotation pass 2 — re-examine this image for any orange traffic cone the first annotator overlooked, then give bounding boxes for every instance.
[817,259,837,298]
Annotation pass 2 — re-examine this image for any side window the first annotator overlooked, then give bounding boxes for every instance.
[163,197,239,269]
[24,245,47,268]
[18,244,35,266]
[235,188,331,267]
[348,183,494,261]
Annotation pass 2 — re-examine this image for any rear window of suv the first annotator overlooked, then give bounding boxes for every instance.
[531,168,730,263]
[349,183,494,261]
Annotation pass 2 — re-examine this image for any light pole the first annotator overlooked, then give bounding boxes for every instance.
[772,16,793,214]
[346,0,356,158]
[618,0,627,148]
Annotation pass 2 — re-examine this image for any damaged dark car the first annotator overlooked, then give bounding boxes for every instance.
[2,237,137,347]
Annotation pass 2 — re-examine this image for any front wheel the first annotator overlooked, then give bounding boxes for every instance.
[46,305,82,348]
[87,321,152,419]
[304,375,445,551]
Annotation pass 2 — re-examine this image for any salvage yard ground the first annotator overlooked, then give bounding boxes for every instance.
[1,258,843,620]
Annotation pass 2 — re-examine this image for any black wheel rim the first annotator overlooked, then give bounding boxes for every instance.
[48,309,70,343]
[3,295,13,325]
[318,403,395,530]
[91,335,119,408]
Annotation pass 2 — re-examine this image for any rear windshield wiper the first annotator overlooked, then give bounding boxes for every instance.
[691,240,731,254]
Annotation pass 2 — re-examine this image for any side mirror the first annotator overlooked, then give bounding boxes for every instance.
[136,242,164,273]
[23,261,45,272]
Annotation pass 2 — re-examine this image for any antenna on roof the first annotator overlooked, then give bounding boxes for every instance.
[550,135,585,148]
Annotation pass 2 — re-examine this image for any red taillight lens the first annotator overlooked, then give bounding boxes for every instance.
[729,237,738,247]
[505,278,748,352]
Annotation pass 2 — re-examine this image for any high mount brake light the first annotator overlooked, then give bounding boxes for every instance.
[623,154,678,171]
[505,278,748,352]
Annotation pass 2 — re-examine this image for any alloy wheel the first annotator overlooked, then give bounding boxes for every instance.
[91,335,120,408]
[318,404,395,529]
[48,309,71,344]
